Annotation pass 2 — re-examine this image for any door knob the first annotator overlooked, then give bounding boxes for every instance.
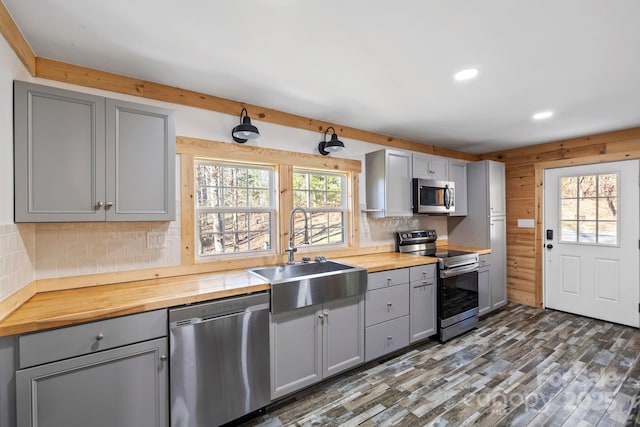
[546,244,553,249]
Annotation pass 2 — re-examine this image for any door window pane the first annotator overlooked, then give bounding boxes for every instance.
[559,172,618,246]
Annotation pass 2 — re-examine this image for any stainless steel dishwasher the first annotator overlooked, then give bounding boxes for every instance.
[169,292,270,427]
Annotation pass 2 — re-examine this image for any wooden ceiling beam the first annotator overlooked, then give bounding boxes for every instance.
[0,0,36,75]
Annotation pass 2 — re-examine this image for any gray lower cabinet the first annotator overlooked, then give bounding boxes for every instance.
[270,295,364,399]
[14,81,175,222]
[15,310,168,427]
[409,264,436,342]
[365,269,410,361]
[478,256,491,316]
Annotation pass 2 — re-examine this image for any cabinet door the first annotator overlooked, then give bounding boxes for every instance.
[430,156,449,181]
[410,279,436,342]
[14,81,106,222]
[412,153,431,179]
[488,161,506,216]
[478,267,491,316]
[106,99,176,221]
[490,216,507,309]
[448,160,468,216]
[270,305,322,399]
[16,338,168,427]
[323,295,365,378]
[385,150,413,216]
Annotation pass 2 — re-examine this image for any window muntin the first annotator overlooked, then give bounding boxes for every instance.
[292,170,346,246]
[195,160,275,257]
[559,173,618,245]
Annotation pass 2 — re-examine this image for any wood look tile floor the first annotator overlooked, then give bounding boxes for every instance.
[240,303,640,427]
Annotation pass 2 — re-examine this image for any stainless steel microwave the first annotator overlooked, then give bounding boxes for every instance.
[412,178,455,214]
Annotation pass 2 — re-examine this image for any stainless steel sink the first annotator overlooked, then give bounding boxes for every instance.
[247,261,367,314]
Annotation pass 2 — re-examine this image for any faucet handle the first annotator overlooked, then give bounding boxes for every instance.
[314,256,327,263]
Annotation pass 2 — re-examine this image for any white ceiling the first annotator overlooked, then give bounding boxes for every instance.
[6,0,640,154]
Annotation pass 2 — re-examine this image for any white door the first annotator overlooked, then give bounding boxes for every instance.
[544,160,639,327]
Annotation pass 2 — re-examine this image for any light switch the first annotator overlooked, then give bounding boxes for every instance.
[517,219,535,228]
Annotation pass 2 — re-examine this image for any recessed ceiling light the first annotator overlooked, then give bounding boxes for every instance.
[532,111,554,120]
[454,68,479,81]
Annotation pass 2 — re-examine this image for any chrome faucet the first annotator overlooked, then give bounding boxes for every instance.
[286,207,309,264]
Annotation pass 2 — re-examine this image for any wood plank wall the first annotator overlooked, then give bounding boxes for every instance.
[482,127,640,308]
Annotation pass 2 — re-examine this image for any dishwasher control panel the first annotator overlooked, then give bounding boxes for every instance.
[169,292,270,328]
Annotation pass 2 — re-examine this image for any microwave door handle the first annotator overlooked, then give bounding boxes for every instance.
[444,185,451,209]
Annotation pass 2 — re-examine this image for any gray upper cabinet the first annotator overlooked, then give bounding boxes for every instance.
[14,81,175,222]
[412,153,449,181]
[365,148,413,217]
[448,159,468,216]
[106,99,175,221]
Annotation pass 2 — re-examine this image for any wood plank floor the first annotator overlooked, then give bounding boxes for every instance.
[240,303,640,426]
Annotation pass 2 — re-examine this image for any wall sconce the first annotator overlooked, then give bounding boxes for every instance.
[318,127,345,156]
[232,107,260,143]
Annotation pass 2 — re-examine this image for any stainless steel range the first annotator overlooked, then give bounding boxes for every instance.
[397,230,480,342]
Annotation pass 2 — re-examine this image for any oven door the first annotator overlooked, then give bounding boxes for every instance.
[438,268,478,328]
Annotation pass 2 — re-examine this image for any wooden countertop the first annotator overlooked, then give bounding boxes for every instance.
[0,248,488,337]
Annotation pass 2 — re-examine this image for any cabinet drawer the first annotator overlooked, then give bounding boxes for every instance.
[365,283,409,327]
[365,315,410,362]
[368,268,409,291]
[409,264,436,282]
[19,309,167,369]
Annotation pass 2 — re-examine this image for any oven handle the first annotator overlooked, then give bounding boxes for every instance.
[440,263,479,278]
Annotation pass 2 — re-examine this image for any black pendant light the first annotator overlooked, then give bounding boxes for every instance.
[318,127,345,156]
[232,108,260,143]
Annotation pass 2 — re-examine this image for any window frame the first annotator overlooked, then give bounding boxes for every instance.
[194,159,277,260]
[291,168,348,249]
[557,171,619,246]
[178,138,362,268]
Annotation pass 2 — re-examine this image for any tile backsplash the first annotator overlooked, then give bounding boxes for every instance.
[0,223,35,300]
[34,218,181,280]
[360,214,447,247]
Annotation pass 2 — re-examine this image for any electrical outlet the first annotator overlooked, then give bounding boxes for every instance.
[146,232,166,249]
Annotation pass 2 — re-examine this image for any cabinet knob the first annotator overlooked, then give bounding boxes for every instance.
[387,336,392,340]
[95,201,104,208]
[105,201,114,208]
[387,302,393,309]
[95,333,104,341]
[160,355,167,362]
[318,314,324,319]
[386,277,391,283]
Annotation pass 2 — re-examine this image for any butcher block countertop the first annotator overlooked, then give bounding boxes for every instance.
[0,247,489,337]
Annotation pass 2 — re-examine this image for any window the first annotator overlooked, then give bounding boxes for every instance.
[559,173,618,245]
[195,160,275,257]
[292,169,346,246]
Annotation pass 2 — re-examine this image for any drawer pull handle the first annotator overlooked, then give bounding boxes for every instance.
[95,333,105,341]
[160,355,167,362]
